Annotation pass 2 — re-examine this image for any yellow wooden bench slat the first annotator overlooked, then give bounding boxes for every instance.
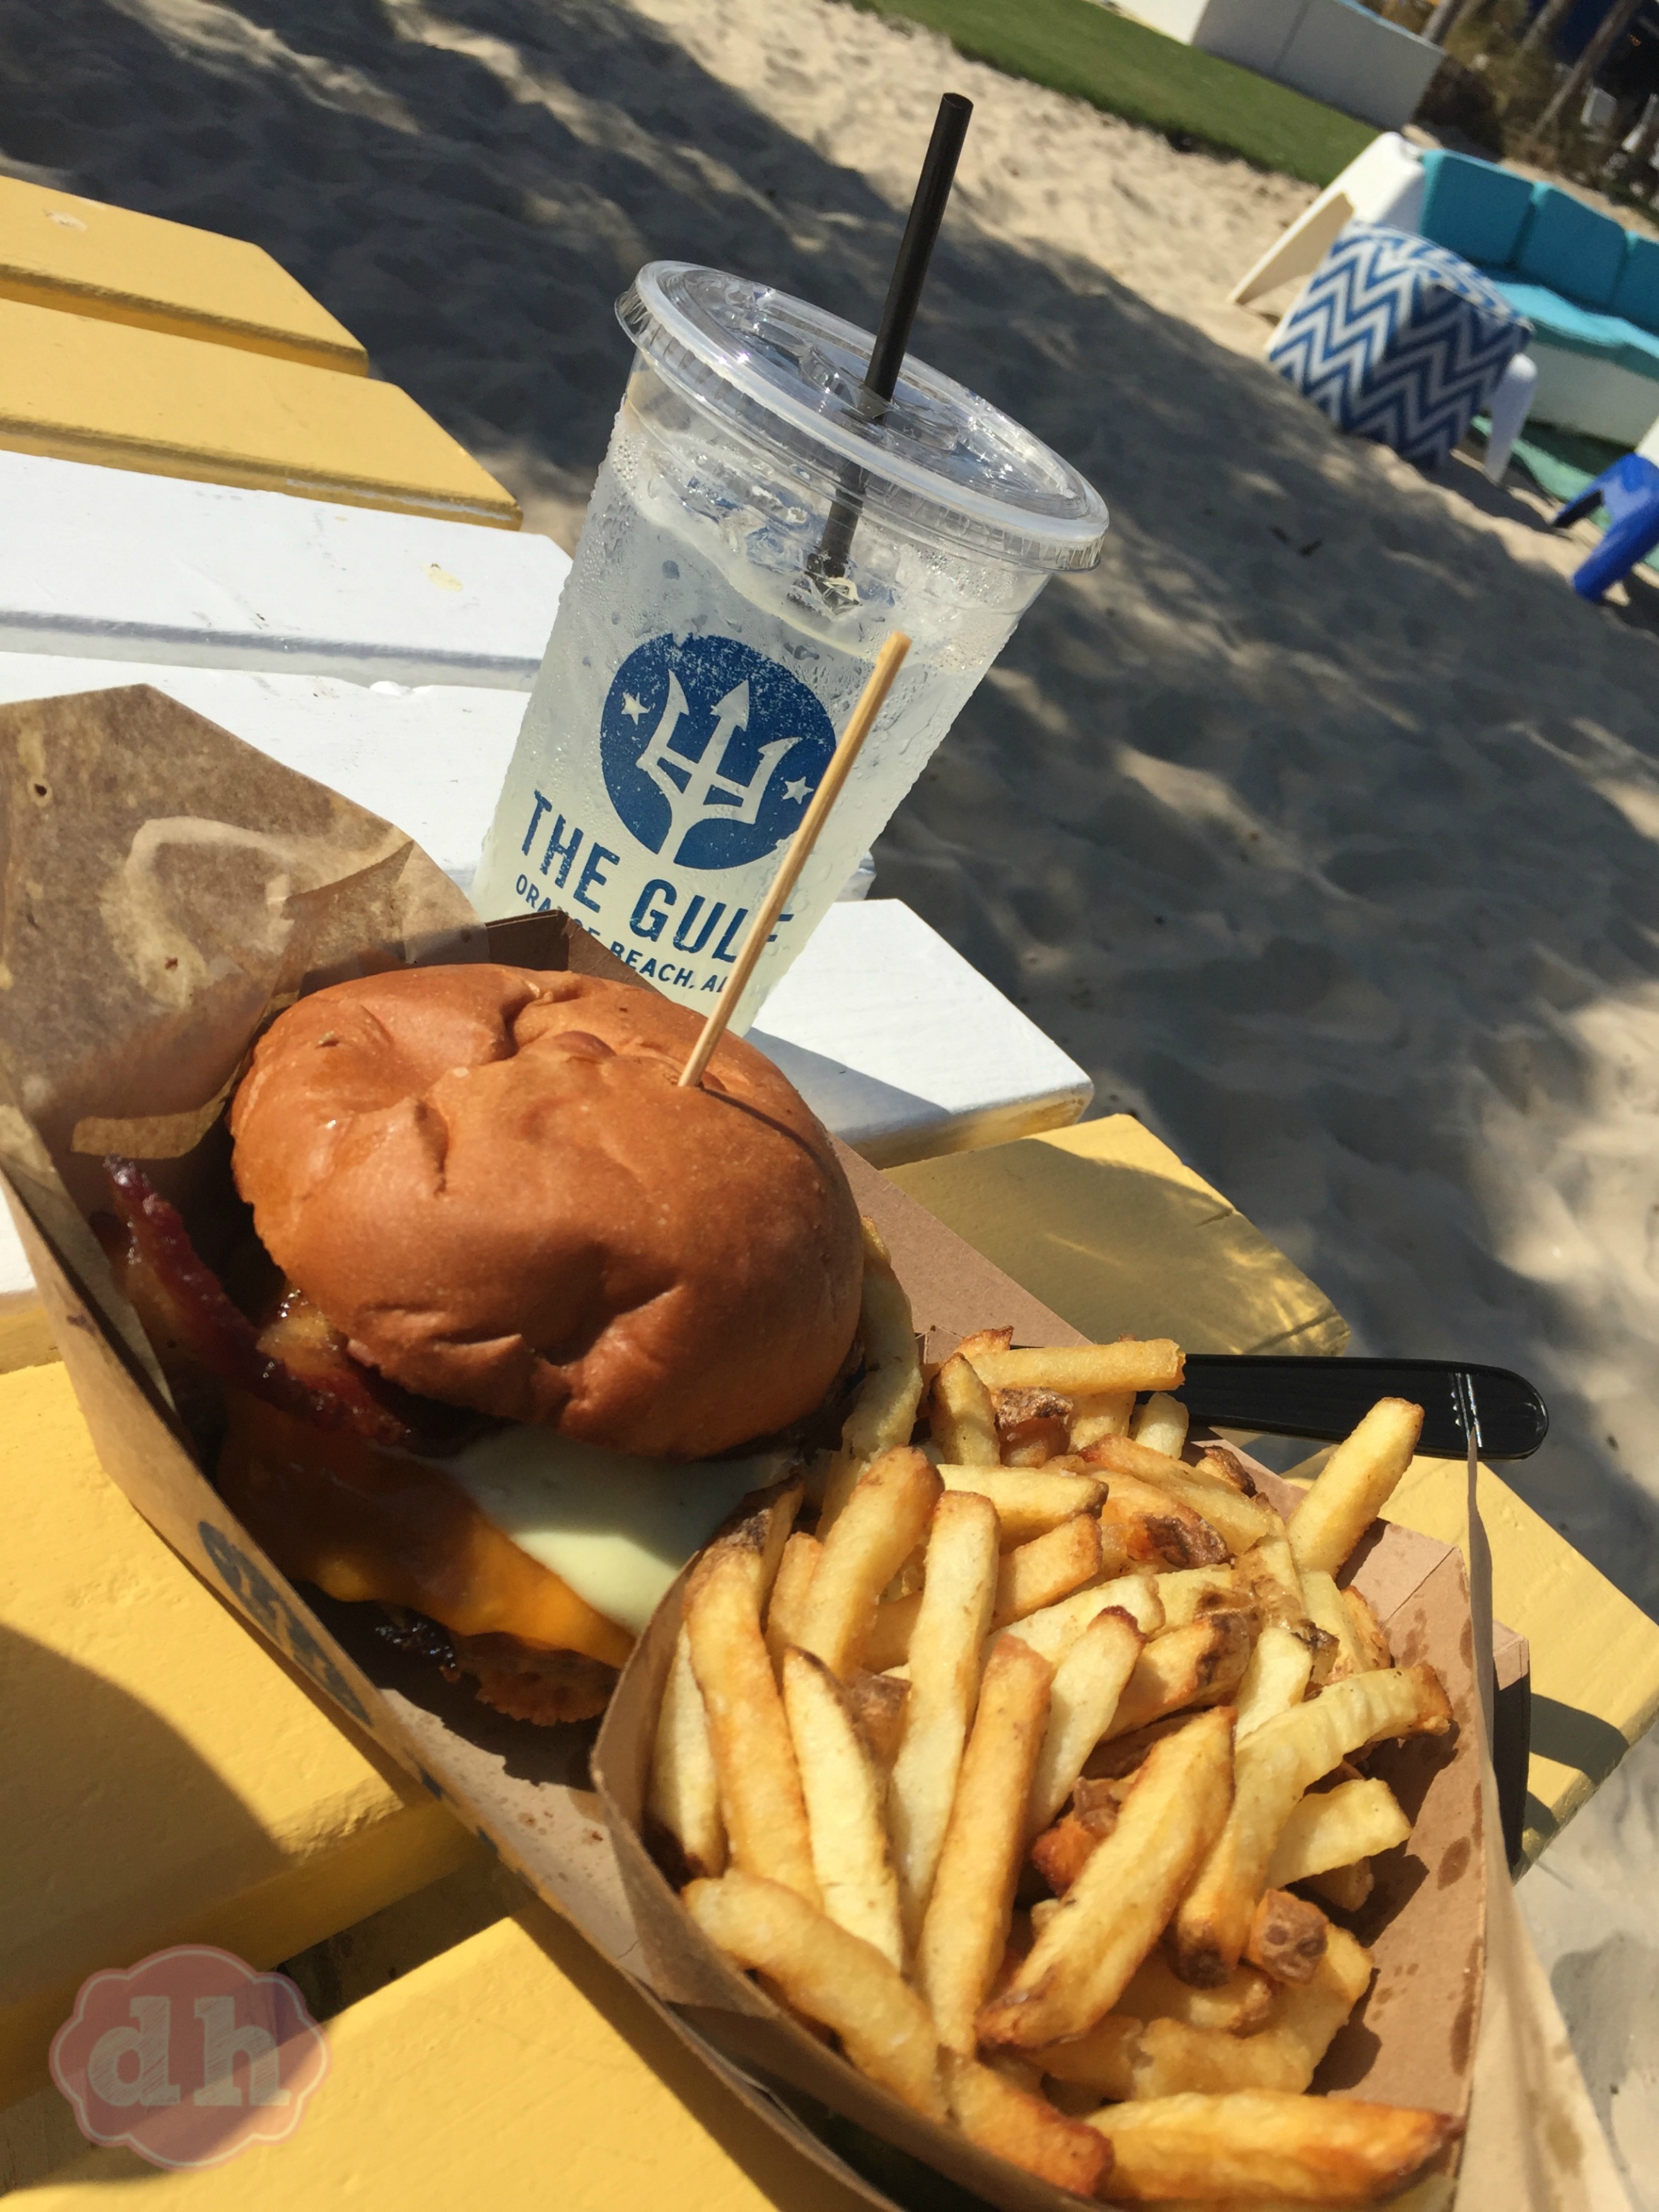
[888,1114,1351,1357]
[15,1896,875,2212]
[0,299,520,528]
[0,1363,477,2108]
[0,175,367,374]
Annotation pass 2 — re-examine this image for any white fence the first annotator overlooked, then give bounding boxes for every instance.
[1113,0,1444,132]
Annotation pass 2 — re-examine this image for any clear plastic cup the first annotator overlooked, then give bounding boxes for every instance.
[473,262,1107,1028]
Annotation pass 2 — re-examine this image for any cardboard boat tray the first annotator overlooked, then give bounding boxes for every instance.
[0,688,1486,2212]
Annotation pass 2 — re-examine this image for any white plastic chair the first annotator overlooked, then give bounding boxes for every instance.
[1228,133,1426,308]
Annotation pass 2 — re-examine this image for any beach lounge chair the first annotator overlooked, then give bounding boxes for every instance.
[1229,131,1426,308]
[1235,142,1659,450]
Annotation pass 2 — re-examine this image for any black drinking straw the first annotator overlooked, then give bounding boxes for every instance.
[809,92,972,584]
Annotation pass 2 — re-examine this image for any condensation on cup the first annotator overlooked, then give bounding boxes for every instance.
[473,262,1108,1030]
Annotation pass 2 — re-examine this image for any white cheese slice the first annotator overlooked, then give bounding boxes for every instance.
[446,1426,793,1635]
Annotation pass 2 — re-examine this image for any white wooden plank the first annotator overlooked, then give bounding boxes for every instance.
[0,451,566,687]
[750,900,1093,1168]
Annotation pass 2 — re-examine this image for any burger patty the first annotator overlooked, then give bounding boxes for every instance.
[376,1610,617,1725]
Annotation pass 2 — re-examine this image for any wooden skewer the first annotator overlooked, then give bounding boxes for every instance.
[677,631,912,1090]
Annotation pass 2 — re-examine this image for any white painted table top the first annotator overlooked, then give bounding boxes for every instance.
[0,450,566,687]
[750,900,1092,1168]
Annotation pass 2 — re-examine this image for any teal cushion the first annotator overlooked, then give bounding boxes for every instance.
[1419,149,1532,268]
[1513,184,1626,309]
[1612,233,1659,334]
[1480,273,1626,361]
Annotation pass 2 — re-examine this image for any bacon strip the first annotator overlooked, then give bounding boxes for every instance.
[105,1156,348,1428]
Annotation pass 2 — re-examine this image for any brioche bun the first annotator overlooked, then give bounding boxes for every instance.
[228,965,863,1456]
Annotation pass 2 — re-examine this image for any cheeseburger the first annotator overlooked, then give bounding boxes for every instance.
[98,962,867,1723]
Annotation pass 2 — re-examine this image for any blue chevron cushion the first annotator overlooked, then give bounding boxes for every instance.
[1269,223,1533,470]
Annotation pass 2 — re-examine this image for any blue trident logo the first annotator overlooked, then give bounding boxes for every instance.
[600,634,837,872]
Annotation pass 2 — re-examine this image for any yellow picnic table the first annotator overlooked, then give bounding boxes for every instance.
[5,1114,1658,2201]
[2,185,1655,2206]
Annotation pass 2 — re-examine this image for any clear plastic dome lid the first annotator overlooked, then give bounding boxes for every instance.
[617,262,1108,574]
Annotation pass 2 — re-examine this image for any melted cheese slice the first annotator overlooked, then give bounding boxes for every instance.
[444,1428,793,1636]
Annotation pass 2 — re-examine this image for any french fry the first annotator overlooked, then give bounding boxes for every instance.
[988,1573,1165,1665]
[1027,1606,1146,1834]
[1102,1612,1254,1740]
[1240,1529,1309,1631]
[817,1223,925,1534]
[941,2051,1111,2194]
[936,1462,1107,1545]
[862,1592,921,1674]
[1085,1711,1206,1782]
[1082,2089,1457,2204]
[1143,1470,1276,1557]
[1300,1567,1366,1680]
[1130,1390,1189,1457]
[1069,1387,1136,1450]
[969,1341,1184,1398]
[765,1531,820,1672]
[1037,2013,1140,2099]
[1245,1889,1329,1985]
[916,1636,1053,2051]
[648,1625,725,1881]
[1100,1474,1231,1570]
[977,1707,1235,2049]
[1267,1778,1410,1889]
[1191,1443,1259,1496]
[889,1491,1000,1937]
[1082,1432,1231,1495]
[1239,1530,1337,1683]
[1089,1441,1276,1555]
[684,1871,945,2121]
[1343,1584,1392,1672]
[1172,1665,1451,1986]
[1035,1973,1283,2105]
[955,1326,1013,1363]
[799,1447,942,1677]
[685,1546,819,1905]
[1307,1861,1375,1914]
[1234,1622,1315,1741]
[713,1479,806,1603]
[1156,1565,1248,1628]
[1119,1952,1275,2036]
[782,1648,904,1969]
[1030,1805,1114,1894]
[1049,1926,1372,2102]
[929,1353,1000,1465]
[1288,1399,1424,1576]
[993,1386,1074,1467]
[991,1515,1103,1628]
[842,1668,910,1769]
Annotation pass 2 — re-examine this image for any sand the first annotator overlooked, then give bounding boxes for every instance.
[2,0,1658,2183]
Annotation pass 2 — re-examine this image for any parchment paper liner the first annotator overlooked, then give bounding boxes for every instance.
[0,687,1484,2209]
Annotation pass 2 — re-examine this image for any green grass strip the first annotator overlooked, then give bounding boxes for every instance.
[844,0,1376,185]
